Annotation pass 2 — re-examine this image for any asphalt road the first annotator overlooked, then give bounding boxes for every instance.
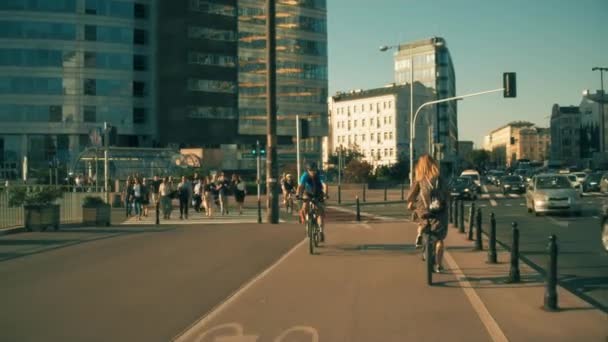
[0,223,304,342]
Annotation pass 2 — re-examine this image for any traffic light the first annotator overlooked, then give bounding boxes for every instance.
[251,144,266,156]
[510,137,515,145]
[503,72,517,98]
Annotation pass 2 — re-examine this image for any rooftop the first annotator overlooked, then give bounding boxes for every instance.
[397,36,446,51]
[332,84,411,102]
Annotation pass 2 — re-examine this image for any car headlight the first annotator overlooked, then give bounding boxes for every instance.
[590,182,597,185]
[504,184,511,188]
[464,188,470,192]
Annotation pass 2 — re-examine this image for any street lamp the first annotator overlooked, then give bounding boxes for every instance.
[592,67,607,153]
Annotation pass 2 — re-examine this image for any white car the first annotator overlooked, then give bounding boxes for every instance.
[566,174,582,193]
[460,170,481,190]
[526,174,582,216]
[572,172,587,184]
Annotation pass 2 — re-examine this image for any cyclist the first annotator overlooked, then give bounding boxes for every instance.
[296,162,328,241]
[281,173,296,210]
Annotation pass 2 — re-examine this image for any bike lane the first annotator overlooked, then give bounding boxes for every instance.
[175,222,494,342]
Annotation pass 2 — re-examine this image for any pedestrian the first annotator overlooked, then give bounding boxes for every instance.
[123,177,133,217]
[142,178,150,217]
[406,154,449,273]
[216,172,230,215]
[203,176,214,217]
[232,174,247,215]
[133,178,143,221]
[159,177,171,219]
[193,178,203,212]
[177,176,191,219]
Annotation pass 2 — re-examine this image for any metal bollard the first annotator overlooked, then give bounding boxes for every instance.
[544,235,559,311]
[384,185,388,202]
[458,200,465,232]
[356,196,361,222]
[449,197,454,224]
[155,201,160,225]
[475,208,483,251]
[467,202,475,240]
[487,212,497,263]
[401,183,405,201]
[257,198,262,224]
[338,184,342,204]
[363,184,366,202]
[453,198,458,227]
[508,222,521,283]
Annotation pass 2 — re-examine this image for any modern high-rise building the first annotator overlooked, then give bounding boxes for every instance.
[550,104,581,164]
[393,37,458,173]
[0,0,156,178]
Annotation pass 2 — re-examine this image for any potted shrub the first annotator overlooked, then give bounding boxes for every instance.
[9,187,63,232]
[82,196,111,226]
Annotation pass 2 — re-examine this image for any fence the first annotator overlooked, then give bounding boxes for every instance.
[0,186,105,230]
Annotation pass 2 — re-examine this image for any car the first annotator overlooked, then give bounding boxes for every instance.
[449,177,478,200]
[600,173,608,193]
[582,173,602,192]
[487,170,505,185]
[460,169,482,190]
[500,175,526,194]
[572,172,587,184]
[526,174,582,216]
[601,204,608,253]
[566,174,583,193]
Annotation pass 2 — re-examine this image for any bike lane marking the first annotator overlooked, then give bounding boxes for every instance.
[444,251,509,342]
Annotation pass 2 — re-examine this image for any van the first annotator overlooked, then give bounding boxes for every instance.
[460,169,481,189]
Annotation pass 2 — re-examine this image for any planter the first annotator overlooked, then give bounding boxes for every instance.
[24,204,60,232]
[82,203,111,226]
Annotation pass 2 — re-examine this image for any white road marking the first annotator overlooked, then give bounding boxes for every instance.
[444,252,509,342]
[490,200,498,207]
[173,238,307,341]
[505,204,512,207]
[508,194,520,198]
[357,222,373,230]
[593,216,599,219]
[495,194,505,199]
[586,201,594,204]
[546,216,569,228]
[481,194,491,199]
[482,185,489,193]
[519,203,525,206]
[328,205,395,221]
[479,204,488,207]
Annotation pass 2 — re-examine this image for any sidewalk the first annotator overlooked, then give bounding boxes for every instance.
[174,221,607,342]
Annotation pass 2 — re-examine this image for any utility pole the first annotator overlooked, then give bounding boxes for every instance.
[103,122,110,203]
[296,115,301,181]
[592,67,607,153]
[265,0,279,223]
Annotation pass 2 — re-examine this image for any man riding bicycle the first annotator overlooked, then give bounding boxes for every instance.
[296,162,328,241]
[281,173,296,209]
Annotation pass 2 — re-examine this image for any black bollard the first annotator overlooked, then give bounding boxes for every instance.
[467,202,475,240]
[475,208,483,251]
[544,235,559,311]
[487,212,497,263]
[453,198,459,227]
[401,183,405,201]
[449,197,454,224]
[338,184,342,204]
[384,185,388,202]
[458,200,465,232]
[356,196,361,222]
[257,198,262,224]
[155,201,160,225]
[508,222,521,283]
[363,184,366,202]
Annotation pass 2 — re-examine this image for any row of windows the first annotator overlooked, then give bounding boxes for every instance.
[336,116,393,130]
[239,58,327,80]
[187,79,236,94]
[0,21,148,45]
[188,52,236,68]
[0,77,148,97]
[239,85,327,103]
[395,54,435,70]
[188,26,236,42]
[277,0,326,10]
[335,101,393,115]
[239,7,326,34]
[189,0,235,17]
[0,104,147,124]
[238,33,326,56]
[336,132,394,144]
[85,0,148,19]
[0,49,148,70]
[0,0,76,13]
[186,106,236,119]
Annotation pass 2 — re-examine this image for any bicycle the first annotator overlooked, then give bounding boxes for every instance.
[285,190,296,214]
[302,196,323,255]
[420,224,439,286]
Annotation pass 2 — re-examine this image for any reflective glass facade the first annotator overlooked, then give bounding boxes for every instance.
[0,0,155,172]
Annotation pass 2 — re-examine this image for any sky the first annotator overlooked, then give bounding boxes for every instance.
[327,0,608,148]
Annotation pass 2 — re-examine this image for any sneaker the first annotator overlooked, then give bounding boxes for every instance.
[415,235,423,248]
[433,265,444,273]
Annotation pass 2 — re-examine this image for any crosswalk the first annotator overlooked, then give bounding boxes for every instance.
[476,192,606,200]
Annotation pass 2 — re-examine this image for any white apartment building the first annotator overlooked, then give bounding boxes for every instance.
[327,84,434,167]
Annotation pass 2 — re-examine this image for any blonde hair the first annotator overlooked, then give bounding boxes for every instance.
[415,154,439,182]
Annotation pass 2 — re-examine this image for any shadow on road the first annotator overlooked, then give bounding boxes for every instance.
[434,274,544,289]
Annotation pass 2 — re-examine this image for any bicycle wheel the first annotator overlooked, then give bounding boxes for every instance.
[313,222,320,248]
[425,235,434,286]
[308,219,314,255]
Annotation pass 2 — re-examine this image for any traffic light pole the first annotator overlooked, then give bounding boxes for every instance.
[265,0,279,224]
[296,114,301,181]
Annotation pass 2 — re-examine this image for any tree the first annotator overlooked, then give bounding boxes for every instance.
[328,146,364,166]
[467,149,491,170]
[344,159,373,183]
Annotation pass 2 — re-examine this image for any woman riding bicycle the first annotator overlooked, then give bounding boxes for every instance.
[406,154,449,273]
[296,162,328,241]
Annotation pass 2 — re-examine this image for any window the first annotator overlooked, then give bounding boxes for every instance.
[133,81,146,97]
[189,27,235,41]
[384,149,388,156]
[389,132,393,140]
[84,79,96,95]
[0,21,76,40]
[389,116,392,124]
[362,119,365,127]
[84,52,96,68]
[390,148,394,156]
[384,117,387,124]
[187,106,236,119]
[134,3,147,18]
[354,120,357,128]
[362,134,366,141]
[134,29,147,45]
[354,134,358,142]
[84,25,97,41]
[133,55,147,71]
[188,52,236,67]
[133,107,146,124]
[83,106,96,122]
[369,104,372,111]
[187,79,236,93]
[49,105,62,122]
[383,102,386,109]
[190,0,236,16]
[370,118,374,126]
[371,133,374,140]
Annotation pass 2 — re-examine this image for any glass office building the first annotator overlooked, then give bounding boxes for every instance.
[0,0,156,178]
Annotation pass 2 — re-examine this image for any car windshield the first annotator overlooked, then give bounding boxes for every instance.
[574,173,586,178]
[503,176,521,182]
[453,177,471,185]
[567,175,576,181]
[536,176,572,189]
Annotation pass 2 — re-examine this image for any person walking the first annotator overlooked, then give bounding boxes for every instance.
[406,154,449,273]
[193,178,203,213]
[177,176,191,219]
[123,177,134,218]
[203,176,215,217]
[133,178,143,221]
[159,177,172,219]
[217,172,230,215]
[142,178,150,217]
[232,174,247,215]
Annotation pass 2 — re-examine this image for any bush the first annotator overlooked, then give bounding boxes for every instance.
[82,196,106,206]
[8,187,63,207]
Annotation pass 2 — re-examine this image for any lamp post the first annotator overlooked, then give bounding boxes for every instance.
[592,67,607,153]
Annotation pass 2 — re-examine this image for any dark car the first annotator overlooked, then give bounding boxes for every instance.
[501,175,526,194]
[584,172,603,192]
[449,177,478,200]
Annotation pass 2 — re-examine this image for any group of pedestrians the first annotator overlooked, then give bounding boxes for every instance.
[123,172,247,221]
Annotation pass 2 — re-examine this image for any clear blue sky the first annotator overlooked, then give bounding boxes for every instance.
[327,0,608,147]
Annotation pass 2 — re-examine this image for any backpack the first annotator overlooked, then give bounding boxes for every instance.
[421,177,443,214]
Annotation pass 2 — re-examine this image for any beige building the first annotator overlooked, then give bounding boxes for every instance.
[485,121,550,167]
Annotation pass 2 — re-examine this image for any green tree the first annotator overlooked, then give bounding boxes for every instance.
[467,149,491,169]
[328,146,364,166]
[344,159,373,183]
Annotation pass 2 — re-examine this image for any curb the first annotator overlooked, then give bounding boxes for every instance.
[0,227,26,236]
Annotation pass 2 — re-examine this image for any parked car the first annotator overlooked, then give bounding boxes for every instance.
[582,172,602,192]
[449,177,478,200]
[487,170,505,185]
[525,174,582,216]
[501,175,526,194]
[566,174,582,193]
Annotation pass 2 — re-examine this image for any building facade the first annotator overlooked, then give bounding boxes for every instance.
[393,37,458,173]
[0,0,156,179]
[550,104,580,164]
[579,90,608,159]
[327,84,434,168]
[485,121,549,167]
